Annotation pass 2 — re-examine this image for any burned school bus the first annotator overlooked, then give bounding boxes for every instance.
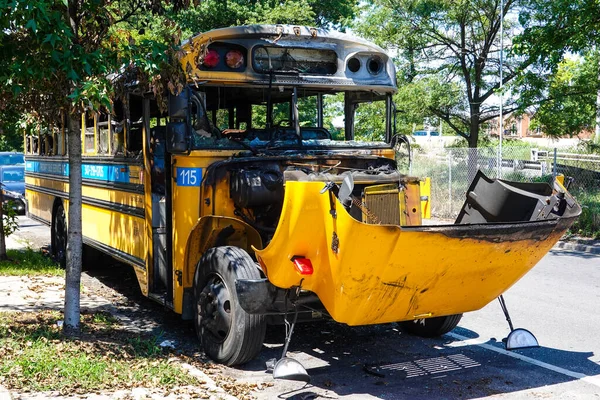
[26,25,581,373]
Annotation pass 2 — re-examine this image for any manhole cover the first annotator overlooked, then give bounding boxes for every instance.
[366,353,481,378]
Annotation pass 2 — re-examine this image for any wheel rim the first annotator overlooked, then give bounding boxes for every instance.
[198,274,232,343]
[53,206,67,266]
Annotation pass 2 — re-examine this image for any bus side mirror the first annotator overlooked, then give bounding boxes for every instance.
[166,122,190,153]
[167,88,192,153]
[169,90,189,119]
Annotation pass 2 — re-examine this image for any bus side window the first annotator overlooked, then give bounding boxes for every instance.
[150,126,166,195]
[57,112,66,156]
[45,130,54,155]
[127,95,143,154]
[25,127,37,155]
[112,100,125,155]
[84,112,95,154]
[31,135,38,154]
[40,127,47,155]
[97,110,110,155]
[128,121,143,153]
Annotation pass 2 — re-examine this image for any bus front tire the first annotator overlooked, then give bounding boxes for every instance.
[193,246,266,366]
[51,203,67,269]
[399,314,462,337]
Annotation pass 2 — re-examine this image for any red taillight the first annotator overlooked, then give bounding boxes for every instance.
[203,49,220,68]
[225,50,244,69]
[291,256,313,275]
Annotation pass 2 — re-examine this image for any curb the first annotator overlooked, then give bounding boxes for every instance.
[179,361,239,400]
[552,241,600,255]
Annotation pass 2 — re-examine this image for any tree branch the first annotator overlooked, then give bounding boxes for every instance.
[431,109,469,139]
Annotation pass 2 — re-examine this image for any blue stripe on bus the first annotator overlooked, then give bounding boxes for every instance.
[25,160,130,184]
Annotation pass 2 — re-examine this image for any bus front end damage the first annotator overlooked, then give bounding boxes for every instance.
[236,166,580,379]
[252,170,580,325]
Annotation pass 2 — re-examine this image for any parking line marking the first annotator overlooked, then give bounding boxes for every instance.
[446,332,600,389]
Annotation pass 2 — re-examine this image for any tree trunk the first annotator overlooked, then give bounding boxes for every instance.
[467,108,480,184]
[0,189,6,261]
[64,113,83,335]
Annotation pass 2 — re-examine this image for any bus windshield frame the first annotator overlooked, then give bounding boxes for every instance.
[188,85,394,151]
[177,25,397,150]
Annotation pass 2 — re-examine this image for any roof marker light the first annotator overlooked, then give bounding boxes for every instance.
[203,49,220,68]
[291,256,313,275]
[225,50,244,69]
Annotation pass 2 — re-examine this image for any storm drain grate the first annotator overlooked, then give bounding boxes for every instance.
[368,354,480,379]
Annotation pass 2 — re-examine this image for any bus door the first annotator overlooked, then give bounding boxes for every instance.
[147,102,173,304]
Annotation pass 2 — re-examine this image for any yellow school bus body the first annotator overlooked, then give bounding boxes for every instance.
[25,25,581,368]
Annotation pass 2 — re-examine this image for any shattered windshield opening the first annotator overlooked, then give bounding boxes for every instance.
[189,86,391,150]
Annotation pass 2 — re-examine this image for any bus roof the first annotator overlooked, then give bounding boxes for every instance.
[179,25,397,93]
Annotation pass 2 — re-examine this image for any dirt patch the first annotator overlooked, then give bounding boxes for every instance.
[0,266,263,399]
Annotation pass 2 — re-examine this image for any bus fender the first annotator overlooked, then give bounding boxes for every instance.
[181,216,263,318]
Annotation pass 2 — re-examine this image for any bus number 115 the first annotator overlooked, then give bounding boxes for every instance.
[177,167,202,187]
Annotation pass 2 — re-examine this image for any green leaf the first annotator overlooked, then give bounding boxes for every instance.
[42,34,58,48]
[25,19,37,33]
[101,97,111,110]
[67,69,79,82]
[83,62,91,76]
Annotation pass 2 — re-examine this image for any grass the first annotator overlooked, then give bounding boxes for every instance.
[0,310,198,395]
[0,249,63,276]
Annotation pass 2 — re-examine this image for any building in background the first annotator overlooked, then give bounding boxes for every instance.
[487,112,594,140]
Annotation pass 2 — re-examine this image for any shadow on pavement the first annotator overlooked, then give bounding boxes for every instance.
[80,248,600,399]
[240,322,600,399]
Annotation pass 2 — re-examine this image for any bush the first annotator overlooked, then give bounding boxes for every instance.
[3,201,19,237]
[570,190,600,239]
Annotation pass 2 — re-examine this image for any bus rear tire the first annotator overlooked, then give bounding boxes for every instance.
[399,314,462,337]
[193,246,266,366]
[51,203,67,269]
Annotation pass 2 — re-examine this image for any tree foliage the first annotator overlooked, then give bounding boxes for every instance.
[515,0,600,65]
[529,54,598,138]
[514,0,600,141]
[0,0,182,333]
[172,0,356,39]
[355,0,533,148]
[0,105,24,151]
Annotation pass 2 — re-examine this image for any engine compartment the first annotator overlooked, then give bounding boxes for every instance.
[215,155,423,244]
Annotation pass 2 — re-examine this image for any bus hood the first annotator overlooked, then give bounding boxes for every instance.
[254,174,581,326]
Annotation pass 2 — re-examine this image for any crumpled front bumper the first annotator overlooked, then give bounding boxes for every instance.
[254,179,580,326]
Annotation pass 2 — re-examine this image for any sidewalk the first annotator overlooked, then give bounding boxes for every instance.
[1,218,241,400]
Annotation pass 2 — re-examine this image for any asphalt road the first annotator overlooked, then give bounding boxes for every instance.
[238,248,600,399]
[11,217,600,399]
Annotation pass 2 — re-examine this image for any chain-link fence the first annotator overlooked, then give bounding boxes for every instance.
[409,146,600,220]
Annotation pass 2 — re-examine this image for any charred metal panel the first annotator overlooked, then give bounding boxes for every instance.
[456,171,577,224]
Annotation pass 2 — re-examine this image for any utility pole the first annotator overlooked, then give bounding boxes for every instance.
[498,0,504,178]
[595,50,600,144]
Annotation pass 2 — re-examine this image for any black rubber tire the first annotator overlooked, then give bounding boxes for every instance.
[51,203,67,269]
[399,314,463,338]
[193,246,266,366]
